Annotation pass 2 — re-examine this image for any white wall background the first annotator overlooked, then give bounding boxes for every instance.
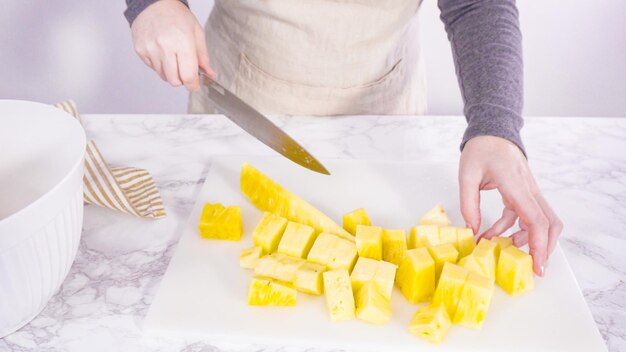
[1,1,625,116]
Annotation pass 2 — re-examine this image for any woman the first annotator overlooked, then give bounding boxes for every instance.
[125,0,562,276]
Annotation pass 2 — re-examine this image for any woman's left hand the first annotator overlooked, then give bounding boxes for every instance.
[458,135,563,277]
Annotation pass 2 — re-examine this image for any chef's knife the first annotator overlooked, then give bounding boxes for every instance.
[199,71,330,175]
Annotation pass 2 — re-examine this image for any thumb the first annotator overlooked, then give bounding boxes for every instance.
[194,25,216,79]
[459,168,482,234]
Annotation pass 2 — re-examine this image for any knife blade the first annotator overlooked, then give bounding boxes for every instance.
[199,71,330,175]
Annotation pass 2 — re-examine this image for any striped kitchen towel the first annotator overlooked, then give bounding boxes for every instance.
[54,100,166,219]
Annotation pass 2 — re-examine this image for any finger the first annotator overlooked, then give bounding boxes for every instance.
[150,56,167,81]
[177,46,200,92]
[499,185,549,277]
[535,193,564,255]
[479,206,518,240]
[162,54,182,86]
[195,26,216,79]
[511,229,528,247]
[459,167,482,234]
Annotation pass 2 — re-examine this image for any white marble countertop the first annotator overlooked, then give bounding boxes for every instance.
[1,115,624,352]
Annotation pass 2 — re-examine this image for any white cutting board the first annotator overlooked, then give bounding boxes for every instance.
[144,156,607,351]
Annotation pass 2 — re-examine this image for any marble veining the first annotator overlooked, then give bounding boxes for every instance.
[1,115,624,351]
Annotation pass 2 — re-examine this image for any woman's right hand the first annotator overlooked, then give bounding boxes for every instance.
[131,0,216,92]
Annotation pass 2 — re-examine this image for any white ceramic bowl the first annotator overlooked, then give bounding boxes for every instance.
[0,100,86,337]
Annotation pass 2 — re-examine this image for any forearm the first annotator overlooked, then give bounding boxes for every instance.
[438,0,525,155]
[124,0,189,26]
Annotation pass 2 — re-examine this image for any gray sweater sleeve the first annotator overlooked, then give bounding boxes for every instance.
[438,0,525,155]
[124,0,189,26]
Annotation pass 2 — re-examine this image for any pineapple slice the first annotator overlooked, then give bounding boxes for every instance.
[408,304,452,345]
[427,243,459,281]
[342,208,371,236]
[355,281,391,324]
[458,254,486,281]
[382,228,407,266]
[198,203,243,241]
[294,262,326,295]
[419,205,452,226]
[438,226,458,248]
[496,246,534,296]
[396,248,436,303]
[240,163,353,241]
[350,257,397,299]
[239,246,264,269]
[463,239,498,280]
[409,225,440,249]
[277,221,317,258]
[253,253,305,283]
[453,271,495,329]
[247,277,297,306]
[355,225,383,260]
[456,227,476,258]
[307,233,358,271]
[492,236,513,262]
[433,263,469,317]
[323,269,356,320]
[252,212,288,253]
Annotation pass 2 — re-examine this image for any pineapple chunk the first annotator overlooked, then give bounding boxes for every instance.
[419,205,452,226]
[496,246,534,296]
[453,272,495,329]
[253,253,304,283]
[277,222,317,258]
[433,263,469,317]
[252,212,288,253]
[396,248,436,303]
[462,239,498,280]
[294,262,326,295]
[342,208,371,236]
[355,281,391,324]
[239,246,264,269]
[323,269,355,320]
[458,254,486,280]
[240,163,353,241]
[456,227,476,258]
[438,226,458,248]
[492,236,513,261]
[307,233,358,271]
[355,225,383,260]
[247,277,297,306]
[198,203,243,240]
[427,243,459,281]
[350,257,397,299]
[409,225,440,248]
[382,228,407,266]
[408,304,452,345]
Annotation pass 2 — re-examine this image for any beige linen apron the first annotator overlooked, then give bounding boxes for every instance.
[189,0,427,116]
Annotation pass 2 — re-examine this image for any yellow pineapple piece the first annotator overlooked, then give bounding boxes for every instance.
[355,225,383,260]
[240,163,353,241]
[458,254,485,280]
[396,248,436,303]
[409,225,440,248]
[198,203,243,241]
[342,208,371,236]
[355,281,391,324]
[453,271,495,329]
[277,222,317,258]
[408,304,452,345]
[253,253,304,283]
[427,243,459,281]
[294,262,326,295]
[247,277,297,306]
[239,246,264,269]
[323,269,355,320]
[350,257,397,299]
[456,227,476,258]
[438,226,458,248]
[307,233,358,271]
[252,212,288,253]
[492,236,513,261]
[496,246,534,296]
[465,239,498,280]
[419,205,452,226]
[382,228,407,266]
[433,263,469,317]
